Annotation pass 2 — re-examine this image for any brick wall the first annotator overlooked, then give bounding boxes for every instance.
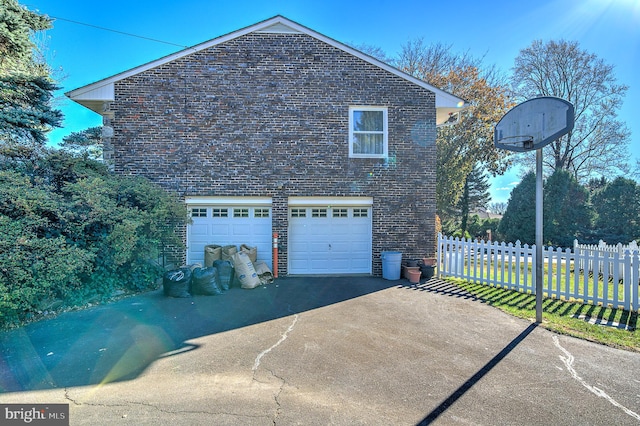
[108,32,437,275]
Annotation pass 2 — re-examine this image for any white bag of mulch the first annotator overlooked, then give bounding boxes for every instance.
[254,261,274,285]
[232,251,261,289]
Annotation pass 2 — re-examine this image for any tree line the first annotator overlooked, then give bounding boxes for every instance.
[434,166,640,247]
[500,171,639,247]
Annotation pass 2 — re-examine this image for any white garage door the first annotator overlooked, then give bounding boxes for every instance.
[186,198,272,268]
[288,199,372,275]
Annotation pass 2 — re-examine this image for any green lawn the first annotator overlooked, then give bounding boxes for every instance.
[446,277,639,353]
[452,257,636,309]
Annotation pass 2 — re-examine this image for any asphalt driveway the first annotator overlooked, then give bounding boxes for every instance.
[1,277,639,425]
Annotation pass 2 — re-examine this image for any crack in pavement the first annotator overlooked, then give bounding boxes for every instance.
[253,314,299,372]
[273,368,295,425]
[66,387,270,420]
[65,388,80,406]
[264,368,288,426]
[251,314,299,425]
[553,336,640,421]
[65,313,301,424]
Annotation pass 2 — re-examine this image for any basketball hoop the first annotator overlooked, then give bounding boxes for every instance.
[495,135,535,151]
[494,97,574,153]
[493,96,576,324]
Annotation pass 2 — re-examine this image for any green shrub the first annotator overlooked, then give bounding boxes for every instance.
[64,174,186,293]
[0,150,186,328]
[0,172,95,325]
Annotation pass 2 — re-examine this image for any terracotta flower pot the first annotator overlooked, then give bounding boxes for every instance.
[402,265,420,280]
[422,257,436,267]
[407,269,421,284]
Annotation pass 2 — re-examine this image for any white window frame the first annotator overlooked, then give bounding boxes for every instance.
[349,106,388,158]
[190,208,208,218]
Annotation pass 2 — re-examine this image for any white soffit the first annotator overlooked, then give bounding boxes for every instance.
[65,83,114,115]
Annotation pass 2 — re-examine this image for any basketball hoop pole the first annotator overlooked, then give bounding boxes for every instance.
[535,149,543,323]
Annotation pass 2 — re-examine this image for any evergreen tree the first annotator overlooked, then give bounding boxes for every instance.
[458,165,491,237]
[592,177,640,243]
[466,215,500,241]
[60,126,103,160]
[0,0,61,148]
[543,169,592,247]
[586,177,608,196]
[498,172,536,244]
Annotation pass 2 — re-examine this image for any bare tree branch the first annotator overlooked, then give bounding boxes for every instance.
[511,40,630,181]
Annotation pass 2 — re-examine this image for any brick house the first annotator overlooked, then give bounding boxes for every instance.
[67,16,466,276]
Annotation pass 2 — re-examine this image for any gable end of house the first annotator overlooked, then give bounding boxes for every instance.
[66,15,467,124]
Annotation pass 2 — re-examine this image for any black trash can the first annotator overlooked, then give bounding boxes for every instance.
[420,264,435,280]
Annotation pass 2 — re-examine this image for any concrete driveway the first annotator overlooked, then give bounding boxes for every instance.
[1,277,639,425]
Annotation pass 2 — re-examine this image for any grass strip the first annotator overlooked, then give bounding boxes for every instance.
[446,278,639,353]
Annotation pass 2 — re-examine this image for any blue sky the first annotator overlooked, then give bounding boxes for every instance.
[25,0,640,203]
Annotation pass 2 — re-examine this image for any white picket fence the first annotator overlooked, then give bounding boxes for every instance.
[437,234,640,311]
[574,240,639,278]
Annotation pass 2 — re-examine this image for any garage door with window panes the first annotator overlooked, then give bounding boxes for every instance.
[187,205,272,268]
[288,206,372,274]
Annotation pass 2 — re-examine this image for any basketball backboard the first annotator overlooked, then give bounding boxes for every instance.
[494,97,574,152]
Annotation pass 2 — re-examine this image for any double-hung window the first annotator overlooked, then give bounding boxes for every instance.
[349,106,388,158]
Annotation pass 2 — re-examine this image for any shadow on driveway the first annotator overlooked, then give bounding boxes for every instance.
[416,322,538,425]
[0,276,398,393]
